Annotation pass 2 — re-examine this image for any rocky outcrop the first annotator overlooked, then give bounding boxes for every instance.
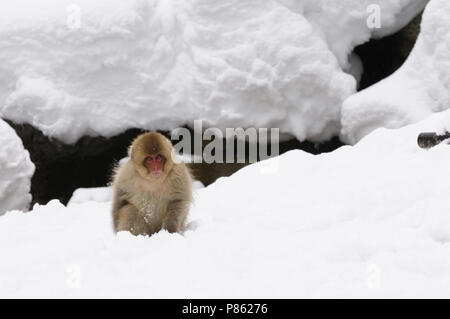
[8,121,145,205]
[8,121,344,205]
[5,11,423,205]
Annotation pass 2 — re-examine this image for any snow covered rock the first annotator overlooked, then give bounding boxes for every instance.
[341,0,449,144]
[279,0,428,69]
[0,0,425,143]
[0,120,34,215]
[2,109,450,297]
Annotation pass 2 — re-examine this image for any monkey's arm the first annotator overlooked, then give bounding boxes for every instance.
[162,199,190,233]
[112,190,149,235]
[111,187,130,231]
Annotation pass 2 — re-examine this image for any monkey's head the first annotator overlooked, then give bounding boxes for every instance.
[130,132,174,181]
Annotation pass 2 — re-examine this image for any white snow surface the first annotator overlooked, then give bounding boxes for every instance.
[342,0,449,144]
[0,120,34,215]
[2,110,450,298]
[0,0,426,143]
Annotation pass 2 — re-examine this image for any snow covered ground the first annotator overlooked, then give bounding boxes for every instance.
[342,0,450,144]
[1,0,448,299]
[0,0,426,143]
[2,110,450,298]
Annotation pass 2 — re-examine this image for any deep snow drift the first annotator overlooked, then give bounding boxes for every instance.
[0,120,34,215]
[0,0,426,143]
[2,110,450,298]
[342,0,449,144]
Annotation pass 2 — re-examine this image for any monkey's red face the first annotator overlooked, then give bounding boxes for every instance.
[144,154,166,178]
[131,132,174,181]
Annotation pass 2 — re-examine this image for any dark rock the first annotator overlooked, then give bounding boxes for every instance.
[418,132,450,149]
[189,136,344,185]
[7,121,344,206]
[7,121,145,205]
[355,11,423,90]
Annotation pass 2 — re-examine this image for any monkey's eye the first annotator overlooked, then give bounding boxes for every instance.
[144,155,165,163]
[156,154,165,163]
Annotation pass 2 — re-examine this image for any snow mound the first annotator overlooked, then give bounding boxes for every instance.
[0,0,425,143]
[341,0,449,144]
[280,0,428,68]
[0,120,34,215]
[3,109,450,297]
[68,187,113,205]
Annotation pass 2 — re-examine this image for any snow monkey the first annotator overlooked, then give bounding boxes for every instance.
[111,132,193,236]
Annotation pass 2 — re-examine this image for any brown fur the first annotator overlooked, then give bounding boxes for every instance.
[111,132,192,236]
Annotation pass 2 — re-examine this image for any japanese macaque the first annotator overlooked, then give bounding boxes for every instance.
[111,132,192,236]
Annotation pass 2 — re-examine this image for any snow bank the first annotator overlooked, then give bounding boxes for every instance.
[2,109,450,298]
[342,0,449,144]
[0,120,34,215]
[0,0,425,143]
[280,0,428,69]
[67,181,204,205]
